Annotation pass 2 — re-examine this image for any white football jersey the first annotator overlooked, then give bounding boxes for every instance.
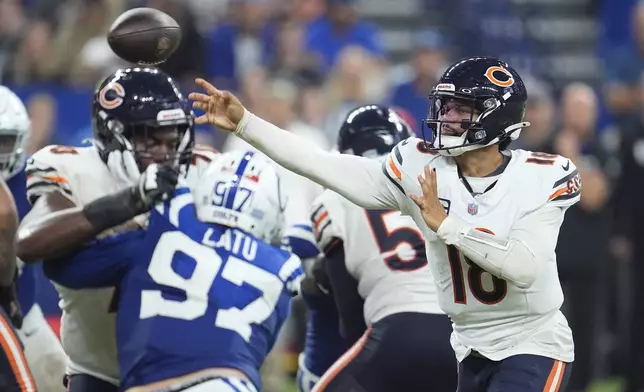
[25,144,217,384]
[310,182,443,325]
[382,138,578,363]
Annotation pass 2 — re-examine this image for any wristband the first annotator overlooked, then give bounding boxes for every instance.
[82,187,147,233]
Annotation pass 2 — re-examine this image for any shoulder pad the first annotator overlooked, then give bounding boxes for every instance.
[522,151,581,208]
[310,191,345,253]
[382,137,441,196]
[25,145,80,204]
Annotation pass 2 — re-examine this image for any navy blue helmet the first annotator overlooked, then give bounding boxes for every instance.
[92,67,194,170]
[424,56,529,155]
[337,105,413,157]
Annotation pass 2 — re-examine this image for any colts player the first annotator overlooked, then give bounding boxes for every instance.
[45,151,303,392]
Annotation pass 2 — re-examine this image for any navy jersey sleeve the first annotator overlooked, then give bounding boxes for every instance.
[44,230,145,289]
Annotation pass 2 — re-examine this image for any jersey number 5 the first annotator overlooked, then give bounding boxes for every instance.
[140,231,282,342]
[366,210,428,271]
[447,245,507,305]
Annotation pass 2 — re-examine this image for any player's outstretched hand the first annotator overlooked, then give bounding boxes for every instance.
[189,78,245,131]
[410,166,448,233]
[134,164,179,208]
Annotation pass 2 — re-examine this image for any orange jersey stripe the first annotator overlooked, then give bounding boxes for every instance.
[313,210,329,232]
[313,327,372,392]
[0,315,36,391]
[542,360,565,392]
[388,157,402,181]
[42,175,67,184]
[548,187,568,201]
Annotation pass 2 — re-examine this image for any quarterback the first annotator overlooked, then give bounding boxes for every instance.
[190,56,576,391]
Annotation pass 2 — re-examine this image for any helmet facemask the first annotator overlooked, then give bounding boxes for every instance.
[0,130,26,180]
[423,90,528,156]
[94,109,195,174]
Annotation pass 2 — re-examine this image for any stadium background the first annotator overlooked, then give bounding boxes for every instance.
[1,0,643,391]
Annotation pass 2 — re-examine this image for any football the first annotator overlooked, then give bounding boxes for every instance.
[107,7,181,65]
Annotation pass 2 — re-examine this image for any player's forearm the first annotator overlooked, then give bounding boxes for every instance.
[437,217,541,289]
[237,111,393,209]
[17,187,146,263]
[17,207,99,263]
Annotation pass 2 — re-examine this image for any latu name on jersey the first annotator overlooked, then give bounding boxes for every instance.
[45,188,303,391]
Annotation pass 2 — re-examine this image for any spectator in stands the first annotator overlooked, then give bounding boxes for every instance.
[0,0,27,82]
[147,0,206,87]
[322,45,388,141]
[604,0,644,117]
[389,29,447,131]
[612,70,644,392]
[205,0,276,91]
[25,93,56,154]
[512,75,555,151]
[3,19,53,84]
[41,0,110,85]
[290,0,325,24]
[296,68,328,129]
[304,0,385,74]
[548,83,612,392]
[265,18,318,79]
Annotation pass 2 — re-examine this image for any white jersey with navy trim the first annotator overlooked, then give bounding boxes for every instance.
[25,144,218,384]
[311,185,443,323]
[235,114,580,363]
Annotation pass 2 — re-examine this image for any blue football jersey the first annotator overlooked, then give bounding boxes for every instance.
[281,224,348,378]
[6,162,37,315]
[46,188,303,390]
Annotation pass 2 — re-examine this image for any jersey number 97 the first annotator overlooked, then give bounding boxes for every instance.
[140,231,282,342]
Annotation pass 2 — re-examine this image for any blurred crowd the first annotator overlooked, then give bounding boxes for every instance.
[3,0,644,391]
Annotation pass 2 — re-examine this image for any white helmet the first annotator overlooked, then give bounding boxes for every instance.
[0,86,30,180]
[194,150,287,243]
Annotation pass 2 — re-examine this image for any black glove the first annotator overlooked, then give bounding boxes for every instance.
[311,256,331,295]
[0,283,22,329]
[133,163,180,208]
[83,164,179,233]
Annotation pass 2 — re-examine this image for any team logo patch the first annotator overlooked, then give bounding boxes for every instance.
[98,82,125,110]
[484,66,515,88]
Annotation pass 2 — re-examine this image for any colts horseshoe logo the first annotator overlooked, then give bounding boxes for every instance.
[98,82,125,110]
[484,66,515,88]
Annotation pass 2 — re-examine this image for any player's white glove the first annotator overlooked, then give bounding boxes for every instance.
[107,149,141,186]
[134,163,180,208]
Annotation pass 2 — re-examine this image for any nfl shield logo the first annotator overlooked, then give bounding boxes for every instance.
[467,202,478,215]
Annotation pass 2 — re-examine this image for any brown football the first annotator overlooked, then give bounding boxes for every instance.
[107,7,181,65]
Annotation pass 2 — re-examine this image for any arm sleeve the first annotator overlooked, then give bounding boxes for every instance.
[43,230,144,289]
[237,111,400,210]
[325,243,367,345]
[436,204,566,289]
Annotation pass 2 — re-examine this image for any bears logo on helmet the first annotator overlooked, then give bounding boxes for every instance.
[98,82,125,110]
